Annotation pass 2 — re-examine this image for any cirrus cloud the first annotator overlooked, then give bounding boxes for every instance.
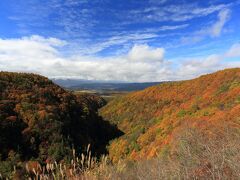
[181,9,231,44]
[225,43,240,57]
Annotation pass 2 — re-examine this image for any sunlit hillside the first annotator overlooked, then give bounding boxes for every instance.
[100,68,240,162]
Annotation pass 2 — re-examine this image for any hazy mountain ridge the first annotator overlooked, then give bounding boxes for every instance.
[53,79,162,92]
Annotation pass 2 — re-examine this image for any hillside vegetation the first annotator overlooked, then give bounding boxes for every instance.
[0,72,121,177]
[100,68,240,162]
[0,69,240,179]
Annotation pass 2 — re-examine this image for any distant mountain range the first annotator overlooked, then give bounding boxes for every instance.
[52,79,162,92]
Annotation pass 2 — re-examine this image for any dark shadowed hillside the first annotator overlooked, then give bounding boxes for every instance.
[0,72,122,176]
[100,68,240,162]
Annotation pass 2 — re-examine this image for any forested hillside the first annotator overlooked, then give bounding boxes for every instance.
[100,68,240,162]
[1,69,240,179]
[0,72,121,176]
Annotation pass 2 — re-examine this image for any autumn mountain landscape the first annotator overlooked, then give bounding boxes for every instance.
[0,68,239,179]
[1,0,240,179]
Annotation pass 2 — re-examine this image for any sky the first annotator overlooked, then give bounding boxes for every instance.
[0,0,240,82]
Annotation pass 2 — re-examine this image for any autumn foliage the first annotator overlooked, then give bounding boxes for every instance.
[0,69,240,179]
[100,68,240,162]
[0,72,121,177]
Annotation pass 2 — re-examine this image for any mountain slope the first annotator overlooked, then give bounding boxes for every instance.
[100,68,240,162]
[0,72,121,165]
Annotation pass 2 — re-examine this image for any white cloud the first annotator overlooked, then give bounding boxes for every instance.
[176,43,240,80]
[0,35,239,82]
[225,43,240,57]
[210,9,230,37]
[0,35,66,57]
[9,0,236,58]
[128,44,164,62]
[81,33,159,55]
[130,3,231,23]
[177,55,223,78]
[0,35,169,82]
[76,24,188,55]
[181,9,231,44]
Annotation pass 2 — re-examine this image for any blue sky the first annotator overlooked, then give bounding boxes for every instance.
[0,0,240,81]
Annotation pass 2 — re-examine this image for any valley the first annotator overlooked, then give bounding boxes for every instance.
[0,68,240,179]
[1,1,240,179]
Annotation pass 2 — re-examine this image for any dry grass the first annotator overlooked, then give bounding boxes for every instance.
[2,123,240,180]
